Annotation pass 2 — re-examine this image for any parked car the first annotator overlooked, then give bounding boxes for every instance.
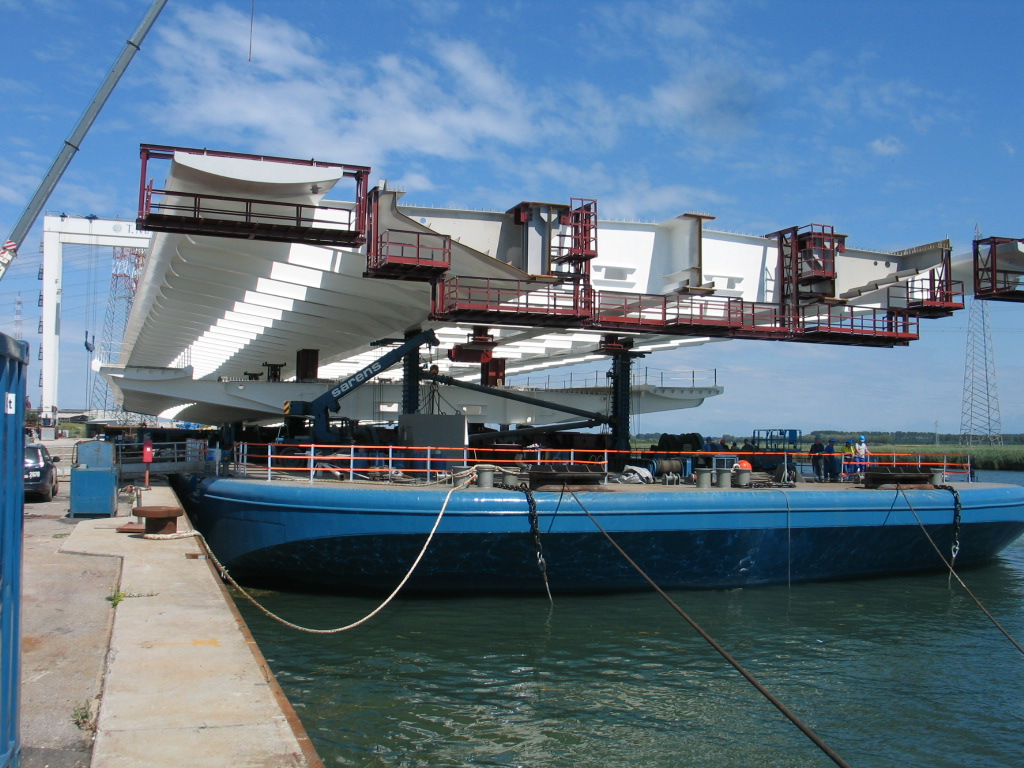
[23,443,60,502]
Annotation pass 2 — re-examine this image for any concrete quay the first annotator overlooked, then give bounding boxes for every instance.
[20,448,322,768]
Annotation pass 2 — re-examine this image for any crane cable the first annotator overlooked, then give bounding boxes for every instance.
[564,486,854,768]
[248,0,255,62]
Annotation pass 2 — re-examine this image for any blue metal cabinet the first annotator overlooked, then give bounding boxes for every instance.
[70,441,118,517]
[70,467,118,517]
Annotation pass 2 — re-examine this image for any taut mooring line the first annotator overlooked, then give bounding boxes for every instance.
[901,485,1024,656]
[566,486,854,768]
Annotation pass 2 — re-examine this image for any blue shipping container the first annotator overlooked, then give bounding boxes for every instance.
[0,332,28,767]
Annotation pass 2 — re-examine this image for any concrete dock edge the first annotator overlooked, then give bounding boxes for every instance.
[41,481,323,767]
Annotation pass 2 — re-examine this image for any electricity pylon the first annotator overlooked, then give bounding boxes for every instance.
[13,294,23,340]
[959,297,1003,446]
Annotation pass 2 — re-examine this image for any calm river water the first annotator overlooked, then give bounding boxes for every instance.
[234,470,1024,767]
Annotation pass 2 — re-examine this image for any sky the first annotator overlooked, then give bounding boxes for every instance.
[1,0,1022,438]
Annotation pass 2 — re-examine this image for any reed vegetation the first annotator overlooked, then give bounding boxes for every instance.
[634,435,1024,472]
[806,445,1024,472]
[893,444,1024,472]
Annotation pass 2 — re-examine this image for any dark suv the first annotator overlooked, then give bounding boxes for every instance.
[23,444,60,502]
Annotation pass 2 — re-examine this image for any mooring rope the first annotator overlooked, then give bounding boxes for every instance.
[142,531,201,540]
[564,486,854,768]
[189,475,474,634]
[899,485,1024,656]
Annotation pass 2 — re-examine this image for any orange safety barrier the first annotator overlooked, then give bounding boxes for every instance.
[230,443,973,482]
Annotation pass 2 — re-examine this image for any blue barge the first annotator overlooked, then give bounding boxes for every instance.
[190,476,1024,594]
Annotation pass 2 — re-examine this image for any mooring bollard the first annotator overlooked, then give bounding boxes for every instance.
[132,506,184,536]
[476,465,497,489]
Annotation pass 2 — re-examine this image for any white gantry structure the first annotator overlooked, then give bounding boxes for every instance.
[38,215,151,418]
[74,144,1023,432]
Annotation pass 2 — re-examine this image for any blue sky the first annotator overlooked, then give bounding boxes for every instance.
[1,0,1022,437]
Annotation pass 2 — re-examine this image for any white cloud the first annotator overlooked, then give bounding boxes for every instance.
[599,177,733,222]
[869,136,904,156]
[391,171,436,193]
[144,0,792,185]
[0,152,47,207]
[148,6,541,171]
[638,67,767,140]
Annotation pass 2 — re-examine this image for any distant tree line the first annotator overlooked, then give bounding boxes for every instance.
[634,430,1024,470]
[635,430,1024,447]
[802,430,1024,447]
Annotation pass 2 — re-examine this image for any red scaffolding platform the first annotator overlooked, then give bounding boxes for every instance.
[364,186,451,280]
[730,302,794,339]
[766,224,845,336]
[973,237,1024,302]
[432,276,594,326]
[365,228,451,280]
[890,254,964,317]
[593,292,746,336]
[797,306,918,346]
[900,275,965,317]
[382,200,933,349]
[136,145,371,247]
[432,278,918,347]
[552,198,598,267]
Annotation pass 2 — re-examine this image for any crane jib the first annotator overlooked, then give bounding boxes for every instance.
[330,360,384,401]
[316,328,438,415]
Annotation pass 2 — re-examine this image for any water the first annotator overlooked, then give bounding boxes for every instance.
[235,471,1024,767]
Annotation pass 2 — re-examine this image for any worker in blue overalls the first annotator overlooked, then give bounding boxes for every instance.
[823,438,839,482]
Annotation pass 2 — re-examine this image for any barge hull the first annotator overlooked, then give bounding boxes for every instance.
[191,478,1024,594]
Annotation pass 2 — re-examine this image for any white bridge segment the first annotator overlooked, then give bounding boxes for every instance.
[101,365,723,426]
[99,150,962,425]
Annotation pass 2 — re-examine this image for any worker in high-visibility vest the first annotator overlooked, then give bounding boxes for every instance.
[841,439,857,481]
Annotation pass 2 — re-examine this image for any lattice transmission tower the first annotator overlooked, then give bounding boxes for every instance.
[13,294,22,340]
[959,228,1003,445]
[89,246,147,423]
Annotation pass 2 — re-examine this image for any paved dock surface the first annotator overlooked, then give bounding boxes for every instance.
[21,512,115,767]
[20,452,322,767]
